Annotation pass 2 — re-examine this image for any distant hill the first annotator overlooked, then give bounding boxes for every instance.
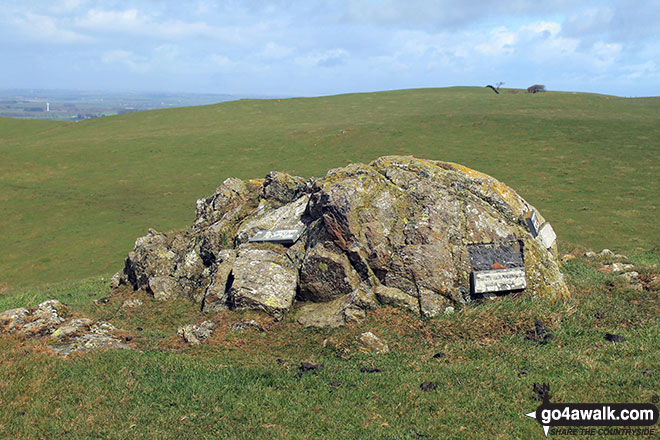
[0,86,658,289]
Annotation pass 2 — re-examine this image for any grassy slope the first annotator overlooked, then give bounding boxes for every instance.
[0,88,659,439]
[1,87,659,290]
[0,250,658,439]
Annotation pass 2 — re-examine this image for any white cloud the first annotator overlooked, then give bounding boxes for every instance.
[11,12,91,44]
[475,27,517,57]
[75,8,245,42]
[101,50,150,73]
[295,49,349,68]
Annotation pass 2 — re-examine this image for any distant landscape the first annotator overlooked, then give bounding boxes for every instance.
[0,90,264,121]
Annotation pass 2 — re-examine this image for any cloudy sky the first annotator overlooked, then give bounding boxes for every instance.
[2,0,659,97]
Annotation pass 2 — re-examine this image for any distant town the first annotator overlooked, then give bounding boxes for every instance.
[0,90,257,120]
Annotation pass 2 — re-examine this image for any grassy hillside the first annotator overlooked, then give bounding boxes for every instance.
[1,87,659,289]
[0,250,658,439]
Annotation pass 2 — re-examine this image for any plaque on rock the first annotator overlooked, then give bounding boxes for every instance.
[537,223,556,249]
[248,228,303,245]
[468,241,524,271]
[524,210,540,237]
[471,268,527,294]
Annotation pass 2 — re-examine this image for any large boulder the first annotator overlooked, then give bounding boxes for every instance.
[117,156,570,326]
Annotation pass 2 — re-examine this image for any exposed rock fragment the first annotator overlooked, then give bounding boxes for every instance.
[177,320,216,345]
[356,331,390,354]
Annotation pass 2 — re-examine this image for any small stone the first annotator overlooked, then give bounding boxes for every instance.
[561,254,576,263]
[50,318,93,340]
[0,308,30,332]
[432,352,447,359]
[356,332,390,354]
[443,306,455,316]
[94,297,110,305]
[121,299,143,309]
[177,320,216,345]
[594,312,603,319]
[604,333,625,343]
[611,263,625,272]
[599,249,614,257]
[109,272,121,290]
[584,251,597,258]
[230,320,264,332]
[420,381,437,392]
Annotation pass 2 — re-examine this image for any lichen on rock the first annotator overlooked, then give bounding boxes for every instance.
[115,156,570,327]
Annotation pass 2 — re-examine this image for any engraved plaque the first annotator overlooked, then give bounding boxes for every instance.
[248,228,303,245]
[538,223,556,249]
[468,241,524,271]
[471,267,527,294]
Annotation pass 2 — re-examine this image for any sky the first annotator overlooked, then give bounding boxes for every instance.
[2,0,660,97]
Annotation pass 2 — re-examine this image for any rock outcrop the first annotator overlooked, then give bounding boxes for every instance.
[0,300,130,355]
[116,156,570,327]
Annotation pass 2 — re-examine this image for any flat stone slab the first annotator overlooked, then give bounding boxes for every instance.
[468,241,524,271]
[538,223,557,249]
[248,228,303,244]
[471,267,527,294]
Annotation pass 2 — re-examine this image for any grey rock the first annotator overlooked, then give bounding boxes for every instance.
[178,320,216,345]
[0,308,30,333]
[18,300,70,336]
[50,318,94,340]
[356,331,390,354]
[299,242,361,302]
[236,194,309,245]
[49,321,130,355]
[149,276,180,301]
[202,249,236,313]
[229,249,297,319]
[121,299,143,309]
[262,171,308,204]
[110,271,121,290]
[230,320,264,332]
[117,156,570,326]
[374,285,419,313]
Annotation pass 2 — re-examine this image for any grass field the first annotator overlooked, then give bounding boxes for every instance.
[0,249,658,439]
[0,87,659,439]
[1,87,658,290]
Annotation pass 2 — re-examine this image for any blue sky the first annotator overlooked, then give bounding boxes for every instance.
[2,0,659,97]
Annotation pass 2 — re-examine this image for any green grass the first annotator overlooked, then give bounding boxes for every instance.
[1,87,659,289]
[1,251,658,439]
